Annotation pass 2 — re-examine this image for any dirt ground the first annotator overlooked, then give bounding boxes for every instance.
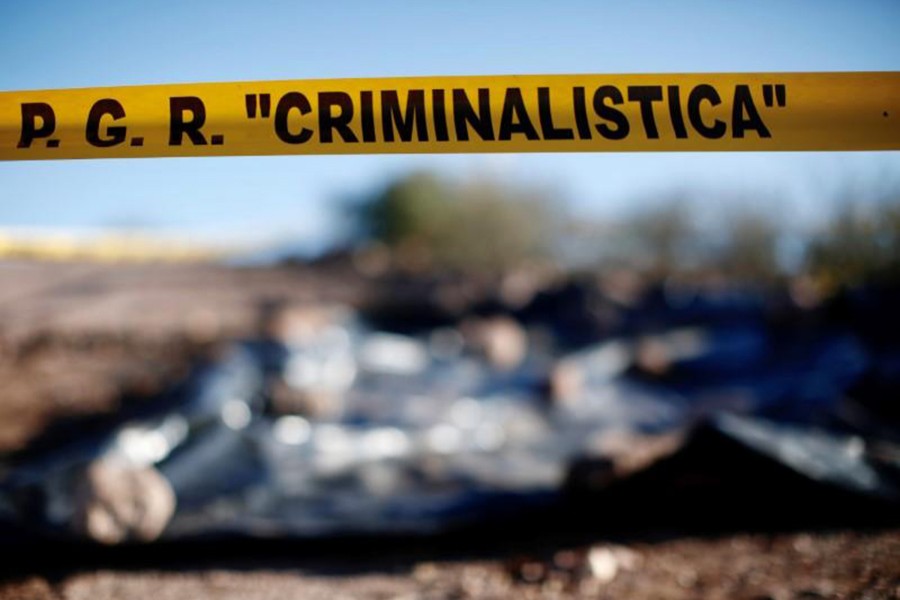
[0,260,363,454]
[0,260,897,599]
[1,529,897,600]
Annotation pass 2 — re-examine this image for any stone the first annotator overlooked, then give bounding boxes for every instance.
[72,460,176,545]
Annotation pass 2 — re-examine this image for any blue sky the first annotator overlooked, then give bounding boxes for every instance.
[1,0,898,252]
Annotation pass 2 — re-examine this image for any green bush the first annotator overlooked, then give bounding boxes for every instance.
[806,201,900,286]
[353,172,560,274]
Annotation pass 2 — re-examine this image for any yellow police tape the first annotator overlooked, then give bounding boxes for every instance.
[0,231,221,262]
[1,72,897,160]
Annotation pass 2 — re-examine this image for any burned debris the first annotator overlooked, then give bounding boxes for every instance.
[1,279,898,544]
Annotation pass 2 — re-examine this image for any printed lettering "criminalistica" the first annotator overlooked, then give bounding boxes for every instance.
[269,84,773,145]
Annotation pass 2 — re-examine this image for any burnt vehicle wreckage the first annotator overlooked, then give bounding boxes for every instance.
[0,280,898,545]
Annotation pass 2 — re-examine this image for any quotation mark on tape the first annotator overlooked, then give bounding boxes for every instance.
[762,84,787,108]
[245,94,272,119]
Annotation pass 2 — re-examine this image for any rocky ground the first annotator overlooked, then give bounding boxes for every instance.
[1,529,897,599]
[0,260,897,599]
[0,260,363,455]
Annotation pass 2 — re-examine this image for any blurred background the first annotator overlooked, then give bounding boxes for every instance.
[1,1,899,599]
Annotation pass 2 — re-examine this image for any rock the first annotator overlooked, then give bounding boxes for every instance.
[72,460,176,545]
[587,545,640,583]
[462,316,528,371]
[259,302,345,345]
[547,360,584,405]
[268,377,345,419]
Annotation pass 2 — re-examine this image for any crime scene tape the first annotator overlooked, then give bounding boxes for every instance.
[0,230,221,262]
[1,72,897,160]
